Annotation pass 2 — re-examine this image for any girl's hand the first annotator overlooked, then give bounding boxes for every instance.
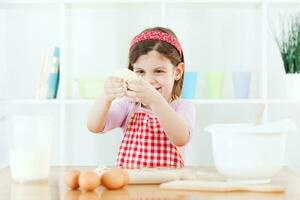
[125,78,163,106]
[103,77,127,102]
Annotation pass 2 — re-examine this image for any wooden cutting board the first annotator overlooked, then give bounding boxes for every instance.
[160,180,285,193]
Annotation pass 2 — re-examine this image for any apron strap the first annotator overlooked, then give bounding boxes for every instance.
[123,102,140,132]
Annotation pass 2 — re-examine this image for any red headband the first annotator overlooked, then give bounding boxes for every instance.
[130,31,182,54]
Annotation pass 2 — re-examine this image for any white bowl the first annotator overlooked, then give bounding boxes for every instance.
[205,124,286,184]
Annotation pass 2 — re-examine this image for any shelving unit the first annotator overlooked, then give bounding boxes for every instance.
[0,0,299,167]
[9,98,300,105]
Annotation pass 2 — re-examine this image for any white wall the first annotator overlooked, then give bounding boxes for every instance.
[0,119,8,169]
[64,105,122,166]
[0,8,8,169]
[5,4,59,99]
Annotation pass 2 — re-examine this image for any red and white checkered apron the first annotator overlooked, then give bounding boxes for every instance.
[116,111,184,169]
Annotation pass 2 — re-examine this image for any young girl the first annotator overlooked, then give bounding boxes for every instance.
[87,27,195,169]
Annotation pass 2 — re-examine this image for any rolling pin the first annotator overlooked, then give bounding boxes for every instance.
[160,180,285,193]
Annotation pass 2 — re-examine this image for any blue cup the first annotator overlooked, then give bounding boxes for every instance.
[232,71,251,98]
[182,71,198,99]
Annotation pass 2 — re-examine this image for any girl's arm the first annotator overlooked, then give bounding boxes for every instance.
[87,96,112,133]
[87,76,127,133]
[149,96,192,147]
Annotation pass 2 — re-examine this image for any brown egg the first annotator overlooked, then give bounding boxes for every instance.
[101,169,126,190]
[79,171,100,192]
[65,169,81,190]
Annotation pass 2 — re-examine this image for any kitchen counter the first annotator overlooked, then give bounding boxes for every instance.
[1,166,300,200]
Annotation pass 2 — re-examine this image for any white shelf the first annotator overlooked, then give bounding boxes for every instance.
[191,99,265,104]
[10,99,63,105]
[0,0,263,5]
[0,2,59,7]
[63,99,94,104]
[267,99,300,104]
[1,0,300,5]
[10,99,92,105]
[8,98,300,105]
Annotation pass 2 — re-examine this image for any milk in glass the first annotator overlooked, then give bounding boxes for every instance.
[9,115,53,183]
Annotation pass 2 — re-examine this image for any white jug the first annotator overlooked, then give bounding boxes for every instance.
[8,115,53,183]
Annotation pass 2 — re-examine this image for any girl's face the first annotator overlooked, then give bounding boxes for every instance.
[132,50,183,101]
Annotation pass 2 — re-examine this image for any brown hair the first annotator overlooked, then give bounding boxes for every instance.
[128,26,185,101]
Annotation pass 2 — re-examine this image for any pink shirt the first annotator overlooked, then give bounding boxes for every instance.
[102,98,196,143]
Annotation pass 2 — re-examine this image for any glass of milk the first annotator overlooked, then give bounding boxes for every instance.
[8,115,53,183]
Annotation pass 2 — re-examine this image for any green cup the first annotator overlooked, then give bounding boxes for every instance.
[206,72,224,99]
[76,78,105,99]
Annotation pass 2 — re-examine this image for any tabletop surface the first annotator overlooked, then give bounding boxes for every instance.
[1,166,300,200]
